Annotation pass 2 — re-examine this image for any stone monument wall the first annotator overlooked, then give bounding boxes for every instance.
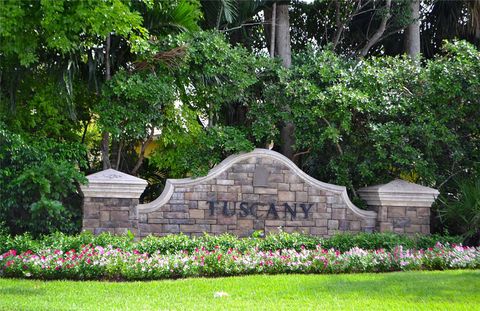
[136,149,377,237]
[80,149,439,237]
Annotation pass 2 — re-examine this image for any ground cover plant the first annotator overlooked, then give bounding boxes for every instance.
[0,271,478,310]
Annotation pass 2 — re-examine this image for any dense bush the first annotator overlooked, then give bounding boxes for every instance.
[250,41,480,193]
[436,177,480,245]
[0,231,463,255]
[0,124,86,236]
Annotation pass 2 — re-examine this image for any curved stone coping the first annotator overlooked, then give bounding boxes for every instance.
[138,149,377,219]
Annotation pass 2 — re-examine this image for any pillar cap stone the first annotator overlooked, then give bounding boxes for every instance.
[80,169,147,198]
[358,179,439,207]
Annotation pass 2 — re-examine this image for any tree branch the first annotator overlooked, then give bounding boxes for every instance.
[131,126,155,175]
[358,0,392,57]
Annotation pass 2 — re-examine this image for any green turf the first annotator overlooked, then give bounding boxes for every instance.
[0,270,479,310]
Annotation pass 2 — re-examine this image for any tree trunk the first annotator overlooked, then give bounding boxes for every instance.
[263,7,272,51]
[275,4,292,68]
[404,0,421,58]
[275,3,294,160]
[358,0,392,57]
[131,126,155,175]
[270,2,277,57]
[102,34,112,170]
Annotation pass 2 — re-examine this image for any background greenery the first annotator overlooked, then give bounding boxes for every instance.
[1,0,479,242]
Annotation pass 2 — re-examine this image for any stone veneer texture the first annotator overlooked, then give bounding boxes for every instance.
[136,150,377,237]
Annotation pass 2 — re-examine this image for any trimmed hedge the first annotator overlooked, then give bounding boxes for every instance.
[0,231,463,255]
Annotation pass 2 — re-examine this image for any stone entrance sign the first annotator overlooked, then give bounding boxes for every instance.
[80,149,439,237]
[136,149,377,237]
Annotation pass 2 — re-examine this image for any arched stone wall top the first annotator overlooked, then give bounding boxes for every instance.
[137,149,377,220]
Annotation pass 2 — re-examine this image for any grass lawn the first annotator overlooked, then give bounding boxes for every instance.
[0,270,479,310]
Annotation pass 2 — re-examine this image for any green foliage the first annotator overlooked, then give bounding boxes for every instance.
[171,31,260,120]
[249,41,480,195]
[152,125,254,177]
[95,70,176,141]
[0,0,148,66]
[437,177,480,245]
[0,231,462,255]
[0,124,86,236]
[137,0,202,35]
[147,31,262,177]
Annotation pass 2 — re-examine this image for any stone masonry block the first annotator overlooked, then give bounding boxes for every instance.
[331,209,346,220]
[185,192,208,200]
[308,196,323,203]
[193,185,210,192]
[217,179,234,185]
[278,191,295,202]
[211,225,228,233]
[285,174,300,183]
[290,184,303,191]
[268,174,284,183]
[148,218,169,224]
[379,222,393,232]
[254,188,277,195]
[421,225,430,234]
[195,219,217,225]
[227,186,241,193]
[228,173,249,180]
[189,209,204,219]
[315,219,328,227]
[328,220,339,230]
[100,211,110,222]
[164,224,180,233]
[237,219,254,230]
[170,204,188,212]
[110,211,129,222]
[295,192,308,202]
[169,219,195,225]
[416,208,430,217]
[218,192,238,201]
[349,221,361,231]
[388,206,406,218]
[310,227,328,235]
[212,185,228,192]
[241,186,254,194]
[232,164,255,173]
[83,219,100,228]
[163,212,188,219]
[180,224,211,233]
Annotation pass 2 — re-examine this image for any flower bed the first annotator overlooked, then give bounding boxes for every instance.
[1,243,479,281]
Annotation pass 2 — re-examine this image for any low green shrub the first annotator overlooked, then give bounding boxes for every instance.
[0,231,463,255]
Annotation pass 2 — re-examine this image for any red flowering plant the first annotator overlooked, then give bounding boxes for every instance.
[1,243,479,281]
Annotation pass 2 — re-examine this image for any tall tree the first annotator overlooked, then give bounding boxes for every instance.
[404,0,421,58]
[274,2,295,160]
[102,33,112,170]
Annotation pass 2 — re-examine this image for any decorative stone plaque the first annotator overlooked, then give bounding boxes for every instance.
[253,165,270,187]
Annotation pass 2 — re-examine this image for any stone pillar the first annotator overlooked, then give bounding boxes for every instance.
[358,179,439,235]
[80,169,147,235]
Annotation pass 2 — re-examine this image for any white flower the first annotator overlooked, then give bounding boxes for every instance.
[214,292,229,298]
